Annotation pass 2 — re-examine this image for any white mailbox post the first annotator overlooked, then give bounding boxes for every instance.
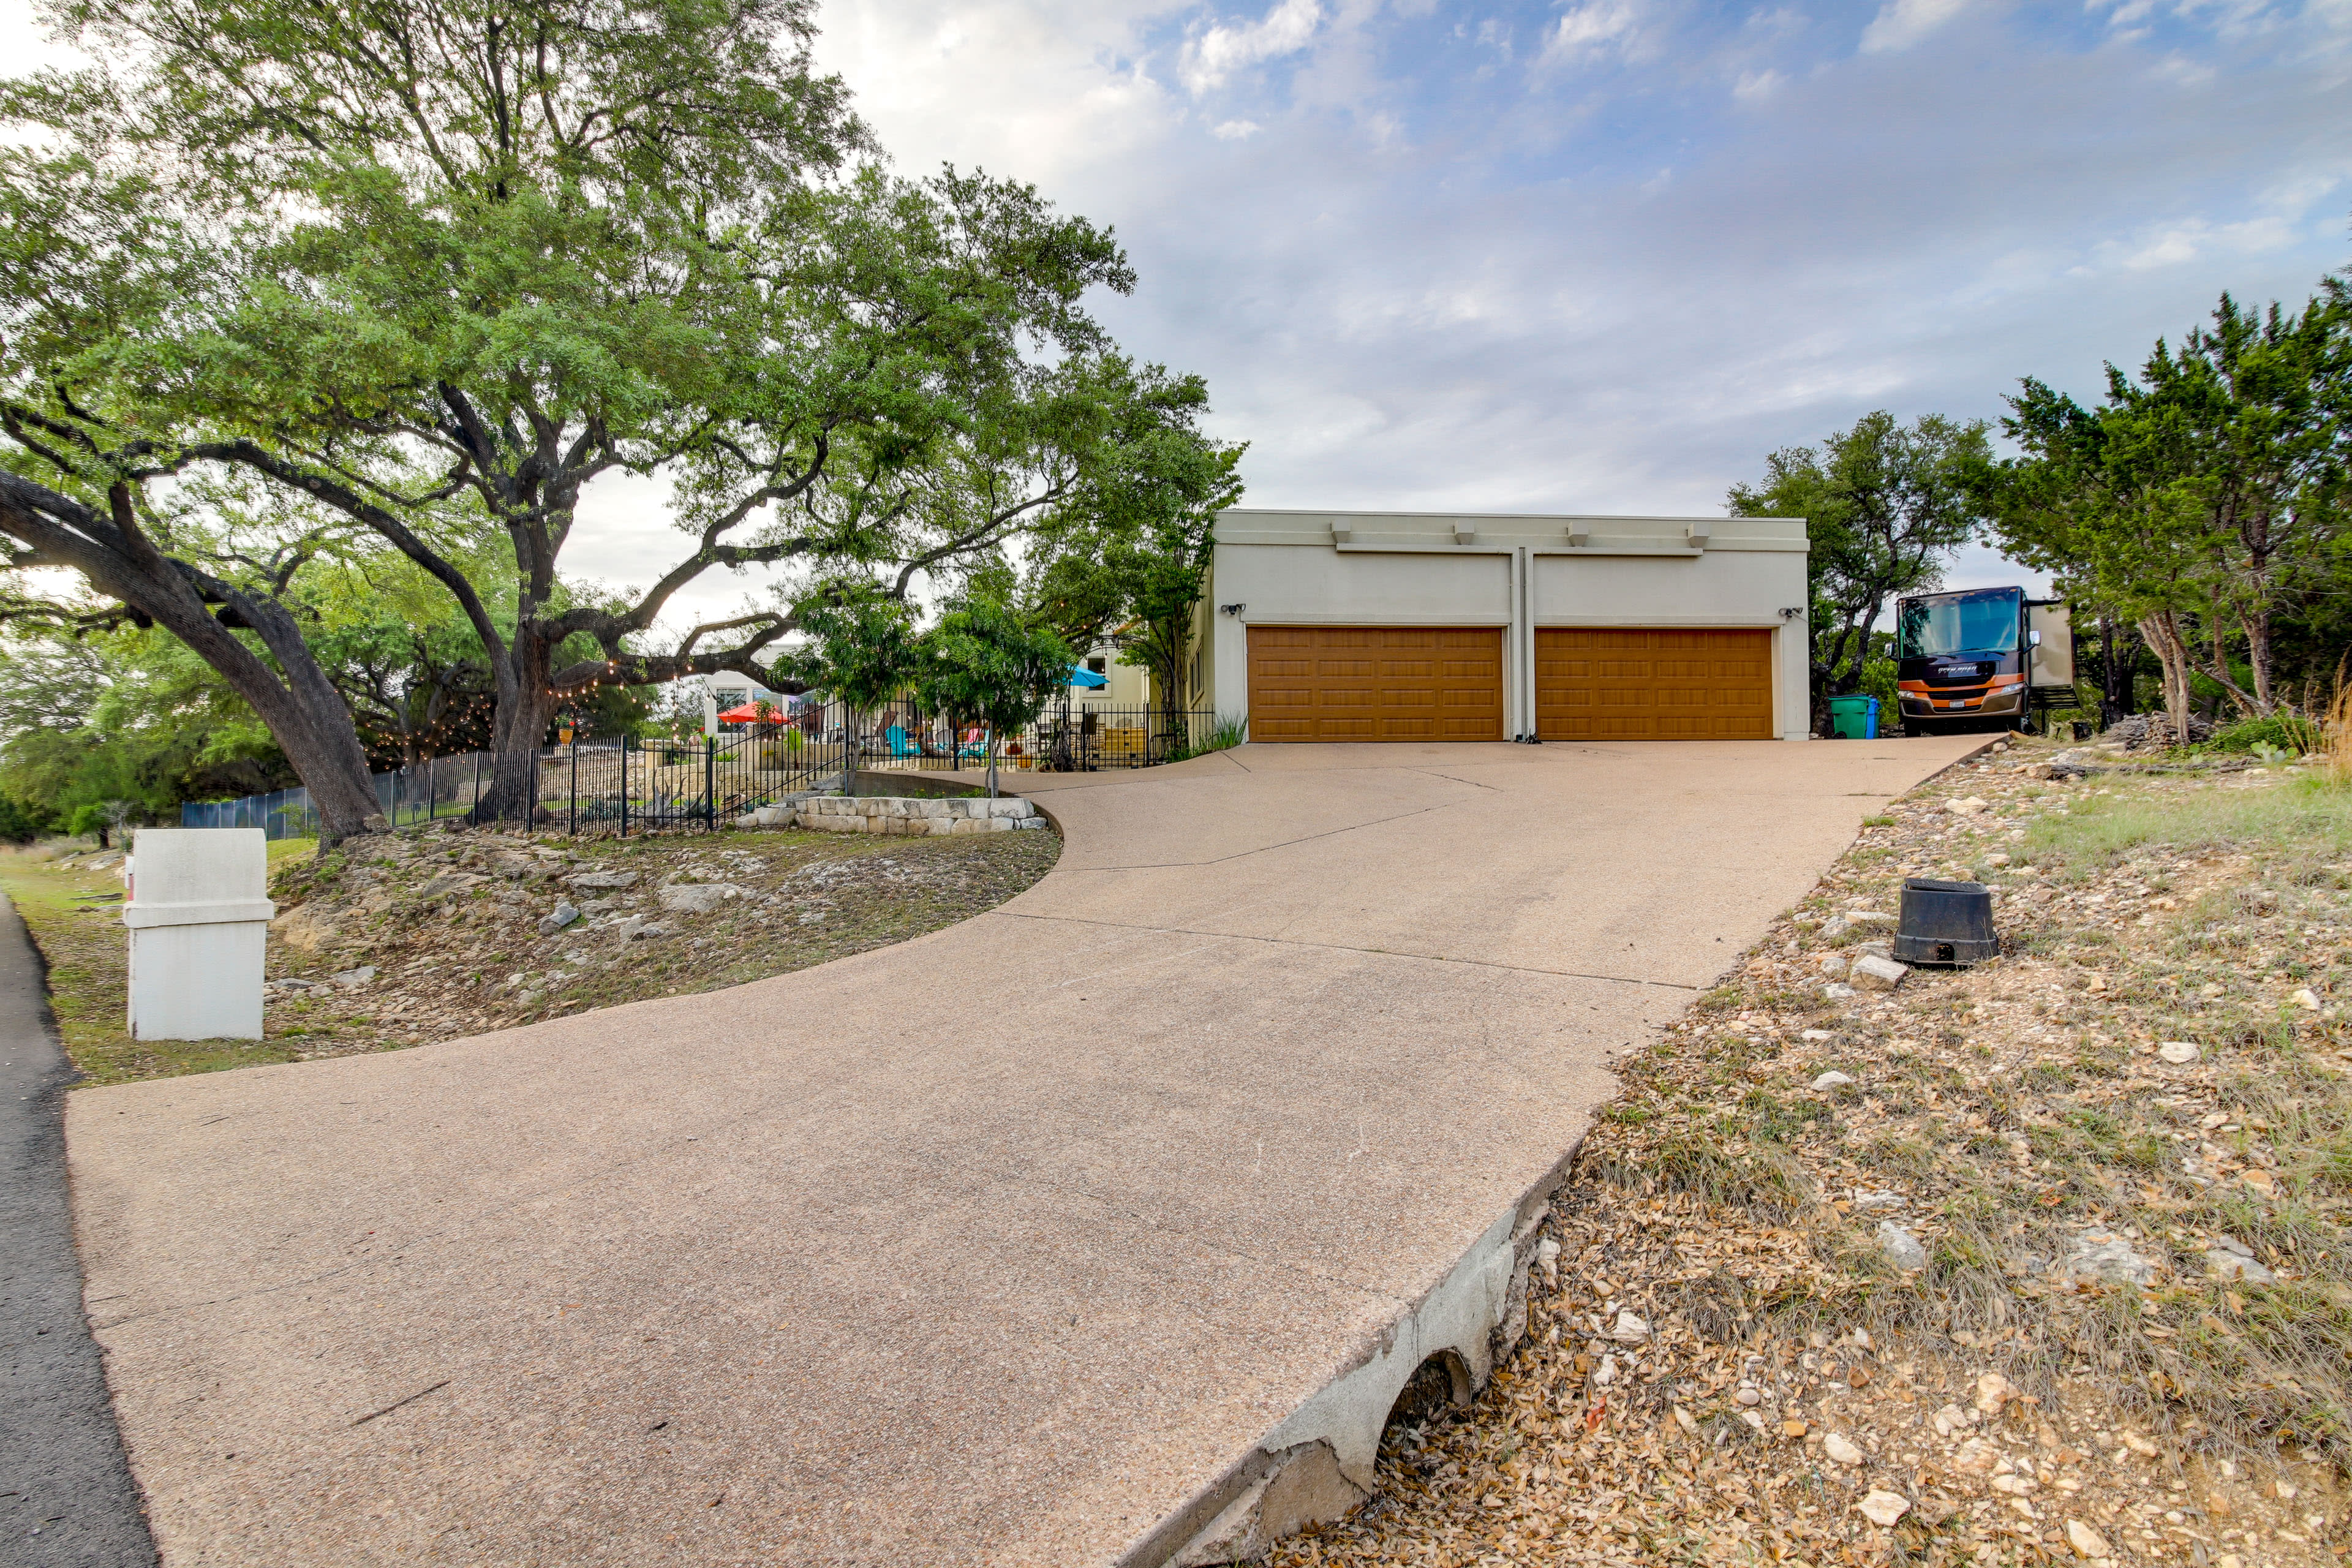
[122,827,276,1041]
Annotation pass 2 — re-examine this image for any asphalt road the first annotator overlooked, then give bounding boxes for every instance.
[0,894,156,1567]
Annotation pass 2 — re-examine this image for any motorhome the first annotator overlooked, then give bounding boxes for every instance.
[1893,587,2074,736]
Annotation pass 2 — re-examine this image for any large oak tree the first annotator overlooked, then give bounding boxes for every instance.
[4,0,1235,827]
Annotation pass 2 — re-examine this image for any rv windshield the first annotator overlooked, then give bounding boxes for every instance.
[1898,589,2021,659]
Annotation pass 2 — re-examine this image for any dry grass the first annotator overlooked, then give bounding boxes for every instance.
[1274,745,2352,1568]
[15,818,1059,1085]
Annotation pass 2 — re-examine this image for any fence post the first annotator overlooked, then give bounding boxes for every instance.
[704,736,716,831]
[620,737,630,839]
[570,741,578,835]
[472,752,481,819]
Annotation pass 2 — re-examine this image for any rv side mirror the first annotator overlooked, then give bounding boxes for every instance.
[2028,628,2042,647]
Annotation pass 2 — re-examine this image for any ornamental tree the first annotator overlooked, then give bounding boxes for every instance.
[3,0,1171,826]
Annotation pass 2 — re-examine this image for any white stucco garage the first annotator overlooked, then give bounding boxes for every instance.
[1196,509,1812,744]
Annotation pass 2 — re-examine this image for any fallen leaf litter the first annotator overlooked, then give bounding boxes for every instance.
[1273,736,2351,1568]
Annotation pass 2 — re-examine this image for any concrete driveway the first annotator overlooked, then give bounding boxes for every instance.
[66,737,1977,1566]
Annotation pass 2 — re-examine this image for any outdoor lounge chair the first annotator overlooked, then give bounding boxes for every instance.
[886,725,922,759]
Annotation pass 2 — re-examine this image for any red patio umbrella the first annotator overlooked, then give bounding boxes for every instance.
[715,703,792,723]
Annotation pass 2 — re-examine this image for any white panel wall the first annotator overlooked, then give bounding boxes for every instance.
[1210,539,1812,740]
[1531,550,1811,742]
[1208,544,1512,723]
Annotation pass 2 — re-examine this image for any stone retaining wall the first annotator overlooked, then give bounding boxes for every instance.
[744,795,1046,837]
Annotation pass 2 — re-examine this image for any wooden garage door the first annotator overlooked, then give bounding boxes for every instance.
[1535,628,1773,740]
[1248,627,1504,742]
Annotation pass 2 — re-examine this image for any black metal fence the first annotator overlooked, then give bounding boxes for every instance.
[184,700,1219,840]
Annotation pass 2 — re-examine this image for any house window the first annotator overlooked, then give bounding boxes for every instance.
[1085,657,1107,680]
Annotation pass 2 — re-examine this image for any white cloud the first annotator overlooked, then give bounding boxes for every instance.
[1212,118,1263,138]
[1733,67,1787,100]
[1859,0,1972,53]
[2090,214,2297,271]
[1179,0,1322,96]
[1542,0,1647,63]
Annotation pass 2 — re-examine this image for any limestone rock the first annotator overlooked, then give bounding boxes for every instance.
[1856,1490,1910,1527]
[271,902,339,954]
[2057,1231,2158,1286]
[2203,1247,2274,1284]
[1850,954,1908,992]
[1877,1221,1927,1271]
[1609,1310,1650,1343]
[1951,797,1989,816]
[2157,1041,2199,1065]
[1800,1028,1833,1042]
[2291,986,2323,1011]
[565,870,641,891]
[1846,910,1895,928]
[2065,1519,2113,1559]
[1819,954,1849,977]
[1823,1432,1864,1465]
[539,902,581,936]
[1823,981,1856,1000]
[328,965,376,989]
[658,882,748,915]
[1974,1371,2019,1414]
[1811,1070,1855,1091]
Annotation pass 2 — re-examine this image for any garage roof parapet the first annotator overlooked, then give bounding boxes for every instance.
[1213,508,1806,556]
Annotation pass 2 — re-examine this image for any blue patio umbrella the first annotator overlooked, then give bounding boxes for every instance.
[1067,665,1107,688]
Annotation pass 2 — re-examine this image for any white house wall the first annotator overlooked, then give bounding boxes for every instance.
[1205,508,1810,742]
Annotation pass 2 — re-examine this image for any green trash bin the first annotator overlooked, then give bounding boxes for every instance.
[1828,694,1879,739]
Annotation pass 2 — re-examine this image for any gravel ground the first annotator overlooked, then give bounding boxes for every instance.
[15,818,1059,1081]
[1273,738,2352,1568]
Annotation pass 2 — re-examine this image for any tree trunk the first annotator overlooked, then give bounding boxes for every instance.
[2138,612,2195,747]
[2244,607,2276,715]
[475,634,556,825]
[840,706,858,797]
[0,475,386,845]
[2098,615,2138,725]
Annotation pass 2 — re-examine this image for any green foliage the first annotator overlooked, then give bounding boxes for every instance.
[1728,411,1991,712]
[794,592,922,715]
[911,598,1072,794]
[0,627,296,832]
[0,793,49,842]
[1982,288,2350,731]
[2,0,1239,826]
[2205,713,2324,755]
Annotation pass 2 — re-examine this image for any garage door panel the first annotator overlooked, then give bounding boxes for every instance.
[1535,628,1772,741]
[1248,627,1504,743]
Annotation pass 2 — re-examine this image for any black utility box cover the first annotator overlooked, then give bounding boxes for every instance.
[1894,877,1997,967]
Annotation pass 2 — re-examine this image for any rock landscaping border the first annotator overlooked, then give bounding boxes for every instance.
[747,794,1049,836]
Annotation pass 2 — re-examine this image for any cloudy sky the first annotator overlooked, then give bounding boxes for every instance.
[802,0,2351,609]
[6,0,2349,628]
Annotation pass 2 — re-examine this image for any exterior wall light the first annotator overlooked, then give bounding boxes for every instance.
[1220,603,1246,617]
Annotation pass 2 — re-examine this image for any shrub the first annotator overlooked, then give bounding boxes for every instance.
[2207,713,2323,755]
[0,794,48,843]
